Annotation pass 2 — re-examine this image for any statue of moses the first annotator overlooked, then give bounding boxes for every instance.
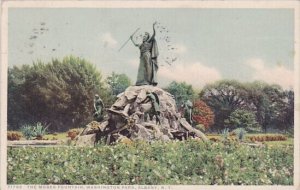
[130,22,159,86]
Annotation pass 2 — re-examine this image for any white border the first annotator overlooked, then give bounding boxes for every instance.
[0,0,299,8]
[1,1,299,190]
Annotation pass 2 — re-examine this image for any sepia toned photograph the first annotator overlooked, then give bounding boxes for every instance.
[1,1,299,190]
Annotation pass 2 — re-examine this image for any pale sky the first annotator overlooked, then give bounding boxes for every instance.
[8,8,294,89]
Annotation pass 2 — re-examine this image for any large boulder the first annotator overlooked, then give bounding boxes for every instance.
[75,85,208,146]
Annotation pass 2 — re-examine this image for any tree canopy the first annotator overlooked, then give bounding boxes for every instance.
[8,56,108,131]
[199,80,294,133]
[224,109,259,131]
[106,72,132,97]
[192,100,215,130]
[164,81,196,107]
[200,80,249,131]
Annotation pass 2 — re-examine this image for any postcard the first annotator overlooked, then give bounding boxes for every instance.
[1,1,299,190]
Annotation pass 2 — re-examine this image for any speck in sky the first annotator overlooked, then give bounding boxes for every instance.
[8,8,295,89]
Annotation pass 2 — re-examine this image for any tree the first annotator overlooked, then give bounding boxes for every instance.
[192,100,215,131]
[282,90,294,133]
[246,82,293,133]
[164,81,196,108]
[106,72,131,96]
[245,81,273,133]
[200,80,294,133]
[200,80,249,131]
[8,56,108,131]
[8,65,32,130]
[224,109,260,131]
[268,88,294,133]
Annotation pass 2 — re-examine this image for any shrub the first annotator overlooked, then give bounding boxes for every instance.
[20,125,35,140]
[7,131,23,141]
[67,128,82,140]
[34,123,49,140]
[232,128,247,142]
[192,100,215,130]
[247,134,287,142]
[20,122,48,140]
[225,109,260,131]
[221,128,230,142]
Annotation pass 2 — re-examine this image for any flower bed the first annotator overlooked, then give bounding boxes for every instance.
[7,140,293,185]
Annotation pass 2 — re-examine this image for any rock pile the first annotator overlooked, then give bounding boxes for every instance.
[75,85,208,146]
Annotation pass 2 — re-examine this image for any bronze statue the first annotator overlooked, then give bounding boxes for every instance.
[130,22,159,86]
[93,94,104,121]
[183,100,193,125]
[145,92,161,124]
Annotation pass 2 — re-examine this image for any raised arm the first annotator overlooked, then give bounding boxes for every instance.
[149,22,157,42]
[130,35,140,47]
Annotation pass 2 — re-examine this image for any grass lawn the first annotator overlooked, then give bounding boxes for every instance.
[264,137,294,146]
[44,132,69,140]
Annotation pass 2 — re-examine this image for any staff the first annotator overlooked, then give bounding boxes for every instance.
[118,28,140,52]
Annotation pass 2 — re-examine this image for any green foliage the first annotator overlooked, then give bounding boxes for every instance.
[106,72,131,97]
[232,128,247,142]
[20,122,48,140]
[281,90,294,133]
[34,122,49,137]
[200,80,294,133]
[165,81,196,107]
[221,128,230,142]
[8,65,32,130]
[225,109,259,131]
[20,125,35,140]
[243,82,294,133]
[7,141,293,185]
[245,82,271,133]
[8,56,109,131]
[200,80,249,131]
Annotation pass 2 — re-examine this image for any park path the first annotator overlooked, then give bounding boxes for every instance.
[7,140,67,147]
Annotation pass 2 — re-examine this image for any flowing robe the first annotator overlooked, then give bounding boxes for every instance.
[135,36,159,86]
